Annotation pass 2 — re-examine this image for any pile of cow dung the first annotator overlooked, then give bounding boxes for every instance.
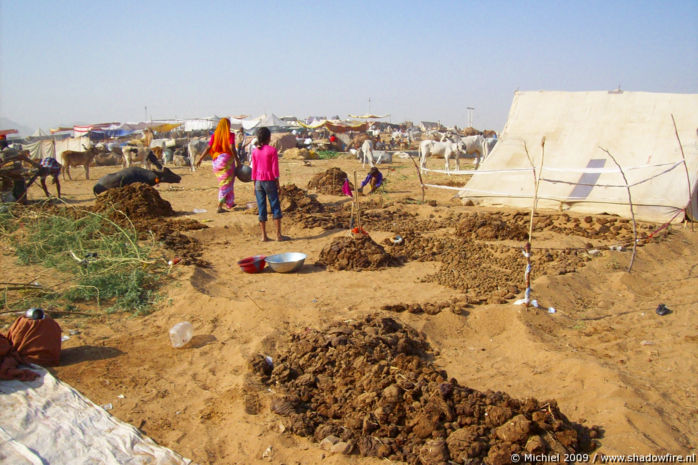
[279,184,325,214]
[456,212,529,241]
[307,167,352,196]
[381,297,470,315]
[252,315,599,465]
[93,183,207,266]
[318,235,400,271]
[385,234,589,303]
[94,183,174,219]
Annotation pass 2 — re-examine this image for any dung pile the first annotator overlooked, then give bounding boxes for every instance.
[318,235,399,271]
[307,167,351,195]
[423,239,589,303]
[253,315,599,465]
[280,184,324,214]
[94,183,208,266]
[456,212,529,241]
[94,183,174,219]
[381,296,470,315]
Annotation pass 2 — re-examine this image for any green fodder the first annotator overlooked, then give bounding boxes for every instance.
[316,150,340,159]
[2,206,167,315]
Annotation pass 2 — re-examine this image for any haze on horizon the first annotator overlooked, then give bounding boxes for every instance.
[1,0,696,135]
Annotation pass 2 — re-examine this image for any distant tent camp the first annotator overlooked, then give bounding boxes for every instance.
[460,90,698,223]
[348,113,390,119]
[297,119,369,133]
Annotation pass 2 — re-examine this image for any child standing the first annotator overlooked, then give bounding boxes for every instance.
[250,127,288,241]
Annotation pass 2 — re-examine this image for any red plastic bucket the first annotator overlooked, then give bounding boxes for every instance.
[237,255,267,273]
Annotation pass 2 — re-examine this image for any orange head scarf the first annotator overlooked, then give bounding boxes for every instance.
[210,118,232,159]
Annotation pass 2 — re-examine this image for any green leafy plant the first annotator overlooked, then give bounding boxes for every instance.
[2,206,168,314]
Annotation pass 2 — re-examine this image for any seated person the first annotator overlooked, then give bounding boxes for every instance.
[358,167,383,194]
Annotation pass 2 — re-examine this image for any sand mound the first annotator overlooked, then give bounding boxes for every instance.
[252,315,599,465]
[94,183,174,219]
[318,235,399,271]
[307,167,352,196]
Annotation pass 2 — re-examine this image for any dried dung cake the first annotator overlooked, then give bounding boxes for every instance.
[307,167,352,195]
[318,235,399,271]
[252,315,599,465]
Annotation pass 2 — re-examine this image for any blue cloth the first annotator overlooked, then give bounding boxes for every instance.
[255,180,282,221]
[39,157,61,176]
[360,171,383,189]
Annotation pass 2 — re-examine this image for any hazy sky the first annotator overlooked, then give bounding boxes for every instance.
[1,0,696,134]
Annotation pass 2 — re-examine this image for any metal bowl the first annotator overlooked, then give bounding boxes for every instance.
[235,164,252,182]
[265,252,306,273]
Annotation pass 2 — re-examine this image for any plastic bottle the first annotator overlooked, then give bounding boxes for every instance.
[169,321,193,348]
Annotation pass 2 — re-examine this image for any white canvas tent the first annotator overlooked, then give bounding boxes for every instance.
[460,90,698,223]
[241,113,290,130]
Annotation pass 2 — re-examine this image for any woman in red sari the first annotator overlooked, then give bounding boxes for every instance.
[195,118,239,212]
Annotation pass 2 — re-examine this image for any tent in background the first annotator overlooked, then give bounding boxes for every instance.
[297,119,369,133]
[460,90,698,223]
[241,113,292,131]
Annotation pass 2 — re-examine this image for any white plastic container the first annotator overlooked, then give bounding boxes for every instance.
[169,322,193,348]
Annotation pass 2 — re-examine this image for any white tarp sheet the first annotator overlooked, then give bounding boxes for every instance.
[0,365,193,465]
[23,140,57,160]
[460,90,698,223]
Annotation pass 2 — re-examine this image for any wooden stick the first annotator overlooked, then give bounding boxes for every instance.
[521,137,546,306]
[670,114,694,231]
[600,147,638,272]
[408,154,426,203]
[349,196,355,229]
[353,171,362,232]
[0,282,43,288]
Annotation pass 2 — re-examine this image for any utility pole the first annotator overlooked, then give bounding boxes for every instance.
[466,106,475,128]
[144,106,148,122]
[368,97,371,114]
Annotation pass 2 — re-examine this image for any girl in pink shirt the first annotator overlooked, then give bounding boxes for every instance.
[251,127,288,241]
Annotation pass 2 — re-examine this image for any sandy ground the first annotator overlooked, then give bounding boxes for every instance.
[1,154,697,464]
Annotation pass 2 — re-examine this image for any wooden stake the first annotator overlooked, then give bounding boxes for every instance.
[600,147,638,272]
[408,154,426,203]
[670,114,694,231]
[521,137,546,306]
[353,171,362,233]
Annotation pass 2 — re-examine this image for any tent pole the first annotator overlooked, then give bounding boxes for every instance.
[670,114,694,231]
[522,138,545,307]
[601,148,638,273]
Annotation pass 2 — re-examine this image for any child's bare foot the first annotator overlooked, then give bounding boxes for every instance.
[277,235,290,242]
[261,236,271,242]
